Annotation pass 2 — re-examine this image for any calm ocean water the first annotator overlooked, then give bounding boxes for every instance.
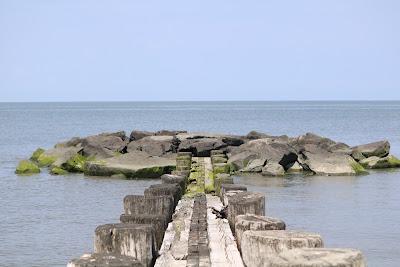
[0,101,399,267]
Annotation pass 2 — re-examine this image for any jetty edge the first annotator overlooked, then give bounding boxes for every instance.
[68,151,366,267]
[17,130,400,177]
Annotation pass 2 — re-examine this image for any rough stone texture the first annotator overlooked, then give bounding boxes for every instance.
[84,151,175,178]
[352,140,390,158]
[155,198,194,267]
[80,132,128,159]
[229,138,298,171]
[268,248,366,267]
[235,214,286,249]
[241,230,324,267]
[241,158,266,172]
[120,214,169,249]
[179,138,227,157]
[206,195,244,267]
[15,160,40,175]
[186,194,210,267]
[214,173,233,196]
[94,223,157,267]
[127,136,178,156]
[300,150,361,176]
[359,155,400,169]
[129,130,154,141]
[37,146,83,167]
[245,130,270,140]
[123,195,174,219]
[144,183,182,207]
[227,192,265,231]
[67,253,144,267]
[161,174,187,193]
[220,184,247,206]
[262,162,285,176]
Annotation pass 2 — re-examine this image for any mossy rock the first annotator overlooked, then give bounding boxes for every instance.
[213,163,230,175]
[30,148,45,162]
[360,155,400,169]
[15,160,40,175]
[50,167,68,175]
[62,154,90,172]
[37,154,57,167]
[350,160,368,175]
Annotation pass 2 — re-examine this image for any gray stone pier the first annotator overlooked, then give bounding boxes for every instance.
[94,223,157,267]
[227,191,265,231]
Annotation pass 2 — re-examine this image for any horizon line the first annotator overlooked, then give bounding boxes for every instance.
[1,99,400,103]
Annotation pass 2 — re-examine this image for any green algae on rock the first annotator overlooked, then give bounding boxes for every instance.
[84,151,175,179]
[30,148,45,162]
[50,167,69,175]
[15,160,40,175]
[62,154,92,172]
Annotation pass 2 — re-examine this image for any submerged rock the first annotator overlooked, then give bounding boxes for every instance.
[84,151,175,178]
[15,160,40,175]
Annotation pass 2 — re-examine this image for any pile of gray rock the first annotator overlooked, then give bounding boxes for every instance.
[16,130,400,177]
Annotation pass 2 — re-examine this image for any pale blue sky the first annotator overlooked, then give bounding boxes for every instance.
[1,0,399,101]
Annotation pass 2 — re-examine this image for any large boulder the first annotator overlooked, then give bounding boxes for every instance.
[178,138,227,157]
[359,155,400,169]
[262,162,285,176]
[300,150,366,176]
[292,133,366,176]
[129,130,154,141]
[80,132,128,159]
[84,151,175,178]
[352,140,390,158]
[127,136,179,156]
[15,160,40,175]
[245,130,270,140]
[35,146,83,167]
[67,253,144,267]
[228,138,298,172]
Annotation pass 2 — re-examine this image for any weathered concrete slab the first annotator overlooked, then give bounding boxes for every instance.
[220,184,247,205]
[206,195,244,267]
[155,198,194,267]
[94,223,157,267]
[235,214,286,250]
[227,192,265,231]
[187,194,210,267]
[120,214,169,249]
[144,183,182,207]
[123,195,174,219]
[268,248,366,267]
[241,230,324,267]
[161,174,187,194]
[67,253,144,267]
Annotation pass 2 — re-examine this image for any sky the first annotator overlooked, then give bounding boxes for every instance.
[0,0,399,102]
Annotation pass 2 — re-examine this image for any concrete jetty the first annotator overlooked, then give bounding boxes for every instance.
[68,150,367,267]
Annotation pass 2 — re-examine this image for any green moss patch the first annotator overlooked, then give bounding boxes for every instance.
[350,161,368,175]
[387,155,400,167]
[30,148,45,162]
[50,167,68,175]
[62,154,91,172]
[15,160,40,175]
[37,154,56,167]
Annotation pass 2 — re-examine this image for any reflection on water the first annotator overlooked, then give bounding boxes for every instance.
[235,170,400,267]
